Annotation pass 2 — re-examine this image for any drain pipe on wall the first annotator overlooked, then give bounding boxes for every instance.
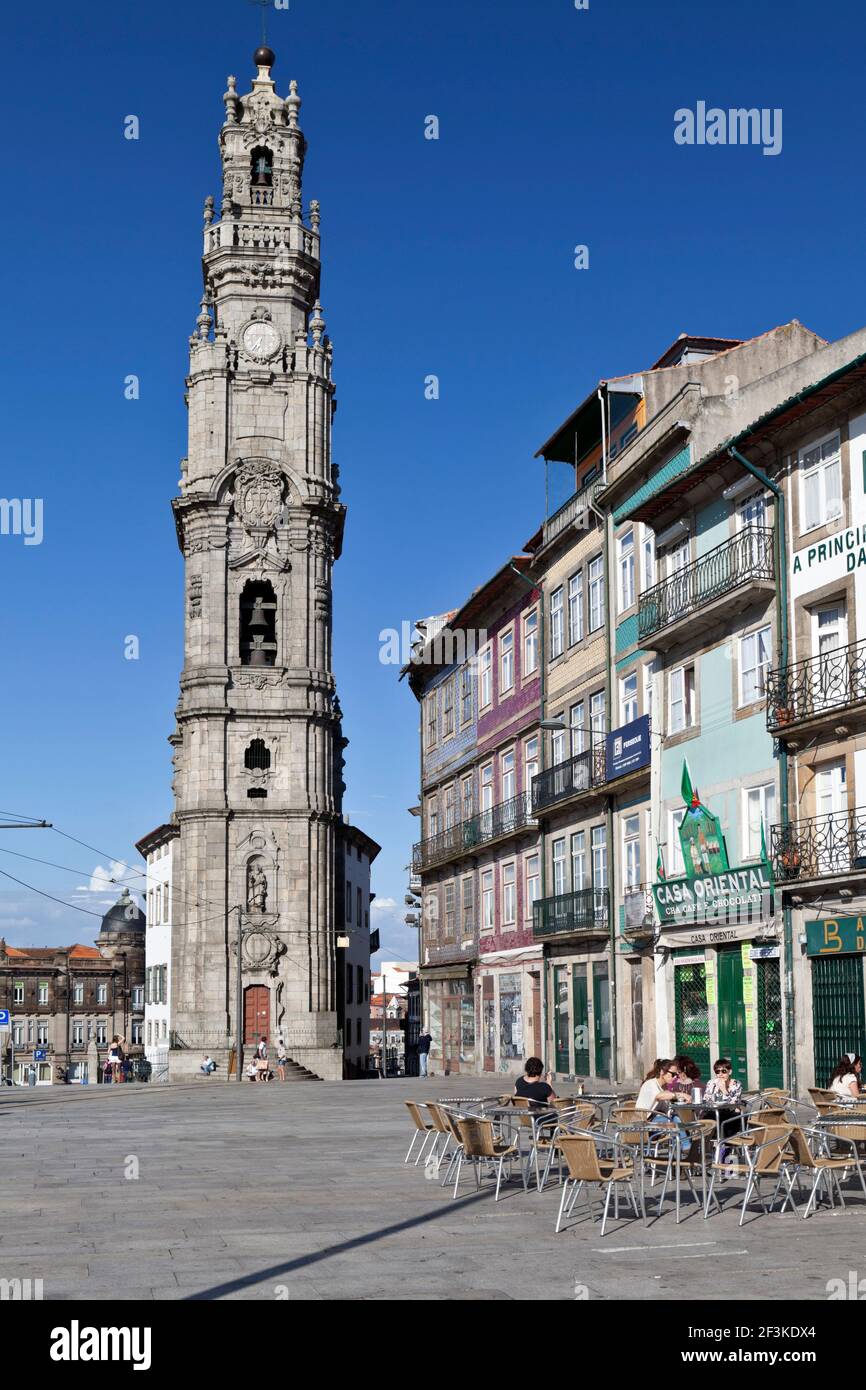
[509,562,549,1068]
[591,460,617,1087]
[727,445,796,1095]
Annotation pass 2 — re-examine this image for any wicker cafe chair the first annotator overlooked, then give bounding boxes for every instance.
[653,1118,716,1216]
[704,1125,793,1225]
[554,1132,639,1238]
[777,1124,866,1218]
[432,1105,467,1185]
[421,1101,459,1174]
[452,1116,520,1201]
[403,1101,436,1166]
[808,1087,840,1107]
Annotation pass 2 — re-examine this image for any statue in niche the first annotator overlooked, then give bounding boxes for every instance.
[247,860,268,915]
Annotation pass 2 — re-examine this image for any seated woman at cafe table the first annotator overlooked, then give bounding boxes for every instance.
[636,1060,692,1152]
[829,1053,862,1099]
[514,1056,558,1111]
[703,1058,743,1164]
[668,1054,702,1096]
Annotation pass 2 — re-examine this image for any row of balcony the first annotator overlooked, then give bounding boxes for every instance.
[416,734,653,871]
[638,525,774,647]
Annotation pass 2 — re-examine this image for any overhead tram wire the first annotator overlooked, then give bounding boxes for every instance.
[0,863,235,933]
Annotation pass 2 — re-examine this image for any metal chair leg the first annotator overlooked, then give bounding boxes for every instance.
[600,1180,614,1237]
[555,1179,572,1233]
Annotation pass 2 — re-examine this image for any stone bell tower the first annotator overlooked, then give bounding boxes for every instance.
[169,47,346,1080]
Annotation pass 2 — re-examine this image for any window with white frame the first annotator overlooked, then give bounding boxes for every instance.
[570,701,585,756]
[37,1024,48,1046]
[800,432,842,534]
[591,826,607,903]
[744,782,776,860]
[525,853,540,917]
[444,882,455,937]
[590,690,606,741]
[427,796,439,838]
[571,830,587,890]
[442,679,454,737]
[669,663,696,733]
[568,570,584,645]
[481,870,494,932]
[551,717,566,767]
[739,626,771,706]
[620,671,638,725]
[642,527,656,592]
[461,774,473,823]
[460,664,473,725]
[425,692,437,748]
[37,981,48,1005]
[738,491,766,531]
[523,608,538,675]
[96,1023,107,1047]
[12,982,23,1005]
[501,748,516,802]
[666,537,690,575]
[443,783,456,830]
[502,862,516,926]
[588,556,605,632]
[479,644,492,708]
[524,736,538,813]
[552,837,567,895]
[73,1022,84,1047]
[132,985,144,1009]
[462,876,474,935]
[500,628,514,694]
[668,808,686,877]
[162,882,169,922]
[12,1023,23,1047]
[550,587,564,659]
[480,762,494,811]
[618,528,635,612]
[623,813,642,888]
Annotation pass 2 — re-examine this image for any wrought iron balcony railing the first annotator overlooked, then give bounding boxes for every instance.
[771,808,866,882]
[532,743,607,814]
[767,637,866,732]
[622,884,655,938]
[415,792,535,871]
[533,887,610,939]
[542,477,605,546]
[638,526,774,643]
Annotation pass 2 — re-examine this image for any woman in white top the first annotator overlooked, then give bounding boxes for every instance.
[635,1060,691,1113]
[829,1052,862,1099]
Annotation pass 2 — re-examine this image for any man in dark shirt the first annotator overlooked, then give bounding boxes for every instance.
[514,1056,557,1110]
[417,1030,432,1077]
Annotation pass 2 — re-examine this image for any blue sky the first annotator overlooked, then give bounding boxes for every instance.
[1,0,864,962]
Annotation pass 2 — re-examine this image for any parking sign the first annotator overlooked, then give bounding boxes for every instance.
[0,1009,9,1027]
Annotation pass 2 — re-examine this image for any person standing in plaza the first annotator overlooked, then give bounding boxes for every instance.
[417,1028,432,1077]
[255,1035,269,1082]
[276,1039,288,1081]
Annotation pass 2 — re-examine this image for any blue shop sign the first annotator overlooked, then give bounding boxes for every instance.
[606,715,650,781]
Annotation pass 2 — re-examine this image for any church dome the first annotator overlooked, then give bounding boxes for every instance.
[98,887,144,936]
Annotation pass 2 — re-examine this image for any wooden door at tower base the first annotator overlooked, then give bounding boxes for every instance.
[244,984,270,1045]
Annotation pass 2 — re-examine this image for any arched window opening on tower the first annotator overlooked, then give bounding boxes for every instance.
[250,147,273,204]
[244,739,271,771]
[240,582,277,667]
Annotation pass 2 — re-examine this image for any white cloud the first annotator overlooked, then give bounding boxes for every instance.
[371,896,397,913]
[75,860,138,896]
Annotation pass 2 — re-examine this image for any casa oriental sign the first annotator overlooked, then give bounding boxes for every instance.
[652,760,774,926]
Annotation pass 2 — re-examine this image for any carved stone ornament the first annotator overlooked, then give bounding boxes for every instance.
[234,459,286,534]
[240,923,285,975]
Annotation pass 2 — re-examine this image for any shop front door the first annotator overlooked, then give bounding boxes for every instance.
[572,965,589,1075]
[757,956,784,1090]
[717,947,748,1086]
[674,960,710,1082]
[812,953,866,1088]
[243,984,270,1046]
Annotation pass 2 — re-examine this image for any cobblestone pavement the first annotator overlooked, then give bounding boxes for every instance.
[0,1076,857,1301]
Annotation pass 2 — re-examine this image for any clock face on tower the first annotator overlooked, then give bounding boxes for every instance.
[241,319,281,362]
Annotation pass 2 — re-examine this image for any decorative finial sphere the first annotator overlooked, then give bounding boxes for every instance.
[254,46,276,69]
